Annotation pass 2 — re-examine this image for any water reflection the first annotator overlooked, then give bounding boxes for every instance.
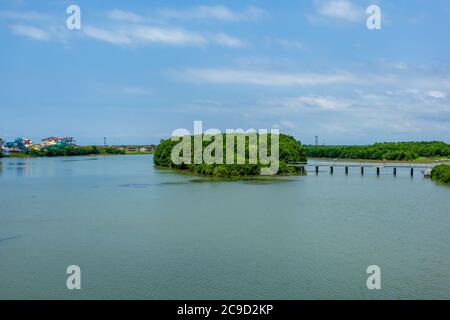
[0,158,33,177]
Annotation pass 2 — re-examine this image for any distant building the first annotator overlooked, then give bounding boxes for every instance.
[41,137,76,148]
[1,136,77,153]
[30,144,43,151]
[61,137,76,146]
[42,137,61,147]
[4,137,33,152]
[107,145,155,153]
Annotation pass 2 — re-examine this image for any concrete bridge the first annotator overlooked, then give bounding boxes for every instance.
[288,161,439,176]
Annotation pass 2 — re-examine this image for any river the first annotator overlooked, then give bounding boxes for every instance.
[0,155,449,299]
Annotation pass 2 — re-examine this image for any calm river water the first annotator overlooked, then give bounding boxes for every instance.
[0,155,449,299]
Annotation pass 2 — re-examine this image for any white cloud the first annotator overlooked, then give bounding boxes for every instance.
[427,90,447,99]
[84,25,246,48]
[10,24,50,40]
[274,96,350,111]
[0,10,50,21]
[272,38,307,50]
[392,62,409,71]
[123,86,151,95]
[158,5,265,22]
[178,68,359,87]
[83,26,131,45]
[131,26,206,45]
[83,25,207,46]
[211,33,247,48]
[277,120,297,129]
[4,8,248,48]
[256,88,450,138]
[107,9,143,23]
[314,0,362,22]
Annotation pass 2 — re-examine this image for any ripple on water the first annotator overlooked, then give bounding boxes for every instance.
[159,181,189,186]
[186,177,298,185]
[118,183,156,189]
[61,158,99,162]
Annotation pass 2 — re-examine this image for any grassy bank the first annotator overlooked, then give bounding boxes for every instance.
[431,165,450,185]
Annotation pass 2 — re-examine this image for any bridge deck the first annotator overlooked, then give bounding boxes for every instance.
[288,162,436,169]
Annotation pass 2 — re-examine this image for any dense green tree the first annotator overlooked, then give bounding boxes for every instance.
[154,133,307,177]
[431,165,450,184]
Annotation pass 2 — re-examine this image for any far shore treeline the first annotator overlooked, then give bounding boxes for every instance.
[154,133,307,177]
[6,146,125,157]
[304,141,450,161]
[33,146,126,157]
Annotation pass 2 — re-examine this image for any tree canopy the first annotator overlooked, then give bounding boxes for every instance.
[154,133,306,177]
[431,165,450,185]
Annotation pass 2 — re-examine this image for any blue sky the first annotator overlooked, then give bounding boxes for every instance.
[0,0,449,145]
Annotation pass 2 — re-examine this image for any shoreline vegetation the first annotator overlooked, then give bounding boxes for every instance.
[304,141,450,162]
[431,165,450,185]
[1,146,154,158]
[154,134,307,177]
